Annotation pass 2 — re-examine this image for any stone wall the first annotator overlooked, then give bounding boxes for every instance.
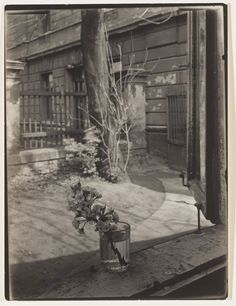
[122,74,147,154]
[6,60,25,154]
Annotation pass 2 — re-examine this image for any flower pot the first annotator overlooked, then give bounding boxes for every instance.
[99,222,130,272]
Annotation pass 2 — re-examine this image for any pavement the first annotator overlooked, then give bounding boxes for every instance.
[7,158,214,299]
[128,162,213,242]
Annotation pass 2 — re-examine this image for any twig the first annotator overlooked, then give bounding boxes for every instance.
[138,11,174,25]
[105,231,128,267]
[77,105,113,135]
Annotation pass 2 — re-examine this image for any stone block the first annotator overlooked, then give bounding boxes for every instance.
[20,148,60,163]
[19,148,67,175]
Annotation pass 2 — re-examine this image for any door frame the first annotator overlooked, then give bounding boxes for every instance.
[186,8,227,224]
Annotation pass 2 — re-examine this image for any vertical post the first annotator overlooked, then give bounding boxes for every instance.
[69,95,72,133]
[55,95,58,146]
[77,95,81,131]
[85,95,90,129]
[40,122,43,148]
[29,117,32,149]
[34,119,37,148]
[23,117,26,149]
[194,203,202,234]
[60,93,63,145]
[50,94,54,146]
[197,10,207,193]
[186,11,195,181]
[21,95,25,148]
[64,93,67,138]
[42,94,47,147]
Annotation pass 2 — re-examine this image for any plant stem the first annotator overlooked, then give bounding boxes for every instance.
[105,231,128,267]
[124,125,131,172]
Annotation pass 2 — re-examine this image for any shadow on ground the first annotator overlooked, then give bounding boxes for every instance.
[7,248,100,300]
[129,170,191,196]
[7,232,196,300]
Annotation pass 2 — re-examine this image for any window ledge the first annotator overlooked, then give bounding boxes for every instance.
[39,225,227,299]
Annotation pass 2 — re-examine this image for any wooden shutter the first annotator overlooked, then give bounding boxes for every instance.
[167,86,187,171]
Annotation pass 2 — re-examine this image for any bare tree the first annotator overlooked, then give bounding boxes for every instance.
[81,9,155,178]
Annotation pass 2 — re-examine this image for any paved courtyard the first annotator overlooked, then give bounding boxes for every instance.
[7,159,213,299]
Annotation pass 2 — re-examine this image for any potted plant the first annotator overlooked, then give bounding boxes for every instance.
[67,180,130,272]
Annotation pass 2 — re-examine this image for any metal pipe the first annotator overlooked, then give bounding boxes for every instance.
[194,203,202,234]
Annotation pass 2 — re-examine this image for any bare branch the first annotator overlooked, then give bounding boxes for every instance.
[138,11,174,25]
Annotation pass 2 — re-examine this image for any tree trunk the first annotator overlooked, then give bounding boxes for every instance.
[81,9,108,126]
[81,9,110,177]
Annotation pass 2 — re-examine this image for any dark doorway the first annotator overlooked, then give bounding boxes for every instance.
[41,72,53,120]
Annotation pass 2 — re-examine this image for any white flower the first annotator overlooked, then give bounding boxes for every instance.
[91,202,106,215]
[112,212,119,223]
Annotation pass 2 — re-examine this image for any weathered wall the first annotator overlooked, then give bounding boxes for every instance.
[6,8,187,160]
[6,60,25,154]
[110,14,188,158]
[20,47,82,92]
[123,77,147,152]
[6,14,42,49]
[6,8,173,60]
[6,10,81,60]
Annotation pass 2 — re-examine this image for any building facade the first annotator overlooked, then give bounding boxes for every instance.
[6,7,189,169]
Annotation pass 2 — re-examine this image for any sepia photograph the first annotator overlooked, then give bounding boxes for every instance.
[4,2,228,300]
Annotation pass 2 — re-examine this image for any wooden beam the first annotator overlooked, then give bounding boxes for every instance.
[22,132,47,138]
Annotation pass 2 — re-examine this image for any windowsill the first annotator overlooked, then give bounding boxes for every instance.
[38,224,227,299]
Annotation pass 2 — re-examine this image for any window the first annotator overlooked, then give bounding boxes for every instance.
[41,72,53,120]
[41,72,53,91]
